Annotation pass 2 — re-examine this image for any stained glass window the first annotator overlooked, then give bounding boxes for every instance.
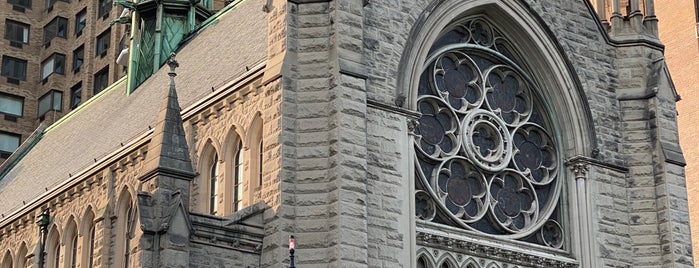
[414,18,563,248]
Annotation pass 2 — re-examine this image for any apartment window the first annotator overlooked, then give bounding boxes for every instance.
[8,0,32,9]
[98,0,111,19]
[0,92,23,117]
[1,56,27,81]
[43,16,68,45]
[70,82,81,108]
[41,53,65,80]
[45,0,66,11]
[0,131,21,158]
[38,90,62,118]
[75,9,86,36]
[73,45,84,72]
[96,29,110,57]
[5,20,30,46]
[94,67,109,94]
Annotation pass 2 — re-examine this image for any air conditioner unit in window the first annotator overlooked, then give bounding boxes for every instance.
[10,41,23,48]
[4,114,17,122]
[116,47,129,66]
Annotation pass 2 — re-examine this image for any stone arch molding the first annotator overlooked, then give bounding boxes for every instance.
[399,0,596,158]
[402,0,595,267]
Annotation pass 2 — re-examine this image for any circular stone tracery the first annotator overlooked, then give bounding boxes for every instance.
[414,18,562,247]
[462,111,511,172]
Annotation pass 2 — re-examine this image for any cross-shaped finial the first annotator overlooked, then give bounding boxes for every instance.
[167,52,179,77]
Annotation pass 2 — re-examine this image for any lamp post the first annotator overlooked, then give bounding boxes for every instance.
[36,210,50,268]
[289,235,296,268]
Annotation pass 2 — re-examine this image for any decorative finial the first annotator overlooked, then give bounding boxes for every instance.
[167,53,179,77]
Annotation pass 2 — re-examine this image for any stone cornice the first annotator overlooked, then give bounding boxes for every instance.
[416,231,578,267]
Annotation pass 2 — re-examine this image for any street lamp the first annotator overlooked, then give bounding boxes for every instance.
[36,210,50,268]
[289,235,296,268]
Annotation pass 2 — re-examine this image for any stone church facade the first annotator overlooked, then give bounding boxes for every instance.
[0,0,692,267]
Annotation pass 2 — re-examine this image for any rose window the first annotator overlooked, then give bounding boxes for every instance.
[414,18,563,248]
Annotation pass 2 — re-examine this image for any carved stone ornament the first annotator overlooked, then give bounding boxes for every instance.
[413,17,564,248]
[416,232,577,268]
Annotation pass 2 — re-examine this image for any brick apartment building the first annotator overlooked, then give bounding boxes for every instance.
[0,0,229,162]
[656,0,699,263]
[0,0,130,161]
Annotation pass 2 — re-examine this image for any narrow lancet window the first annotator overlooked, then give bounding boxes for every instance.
[233,141,244,212]
[209,154,219,214]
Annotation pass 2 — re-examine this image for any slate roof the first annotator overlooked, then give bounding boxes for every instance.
[0,0,267,216]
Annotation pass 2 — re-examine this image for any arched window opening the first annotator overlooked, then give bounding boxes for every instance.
[233,141,243,212]
[413,17,564,249]
[258,139,263,187]
[63,218,78,268]
[246,114,264,201]
[115,189,133,268]
[70,234,78,268]
[416,256,428,268]
[46,227,61,268]
[81,209,96,268]
[16,243,28,268]
[209,153,219,215]
[123,206,133,268]
[51,236,61,268]
[0,251,12,268]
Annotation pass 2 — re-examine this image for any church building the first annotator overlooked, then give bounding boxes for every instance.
[0,0,692,267]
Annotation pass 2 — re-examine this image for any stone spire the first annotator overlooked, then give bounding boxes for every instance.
[140,53,195,181]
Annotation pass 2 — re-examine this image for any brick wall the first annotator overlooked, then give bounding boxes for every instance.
[655,0,699,264]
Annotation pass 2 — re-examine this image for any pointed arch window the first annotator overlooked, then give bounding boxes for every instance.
[123,206,133,268]
[1,251,11,268]
[52,238,60,268]
[115,190,133,268]
[70,234,78,268]
[209,154,219,214]
[233,141,244,212]
[87,224,95,268]
[258,139,263,187]
[16,243,27,268]
[81,209,96,268]
[413,17,563,248]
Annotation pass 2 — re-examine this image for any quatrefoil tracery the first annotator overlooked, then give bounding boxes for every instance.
[414,18,563,247]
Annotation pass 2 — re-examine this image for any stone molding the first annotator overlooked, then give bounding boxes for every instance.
[416,230,577,267]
